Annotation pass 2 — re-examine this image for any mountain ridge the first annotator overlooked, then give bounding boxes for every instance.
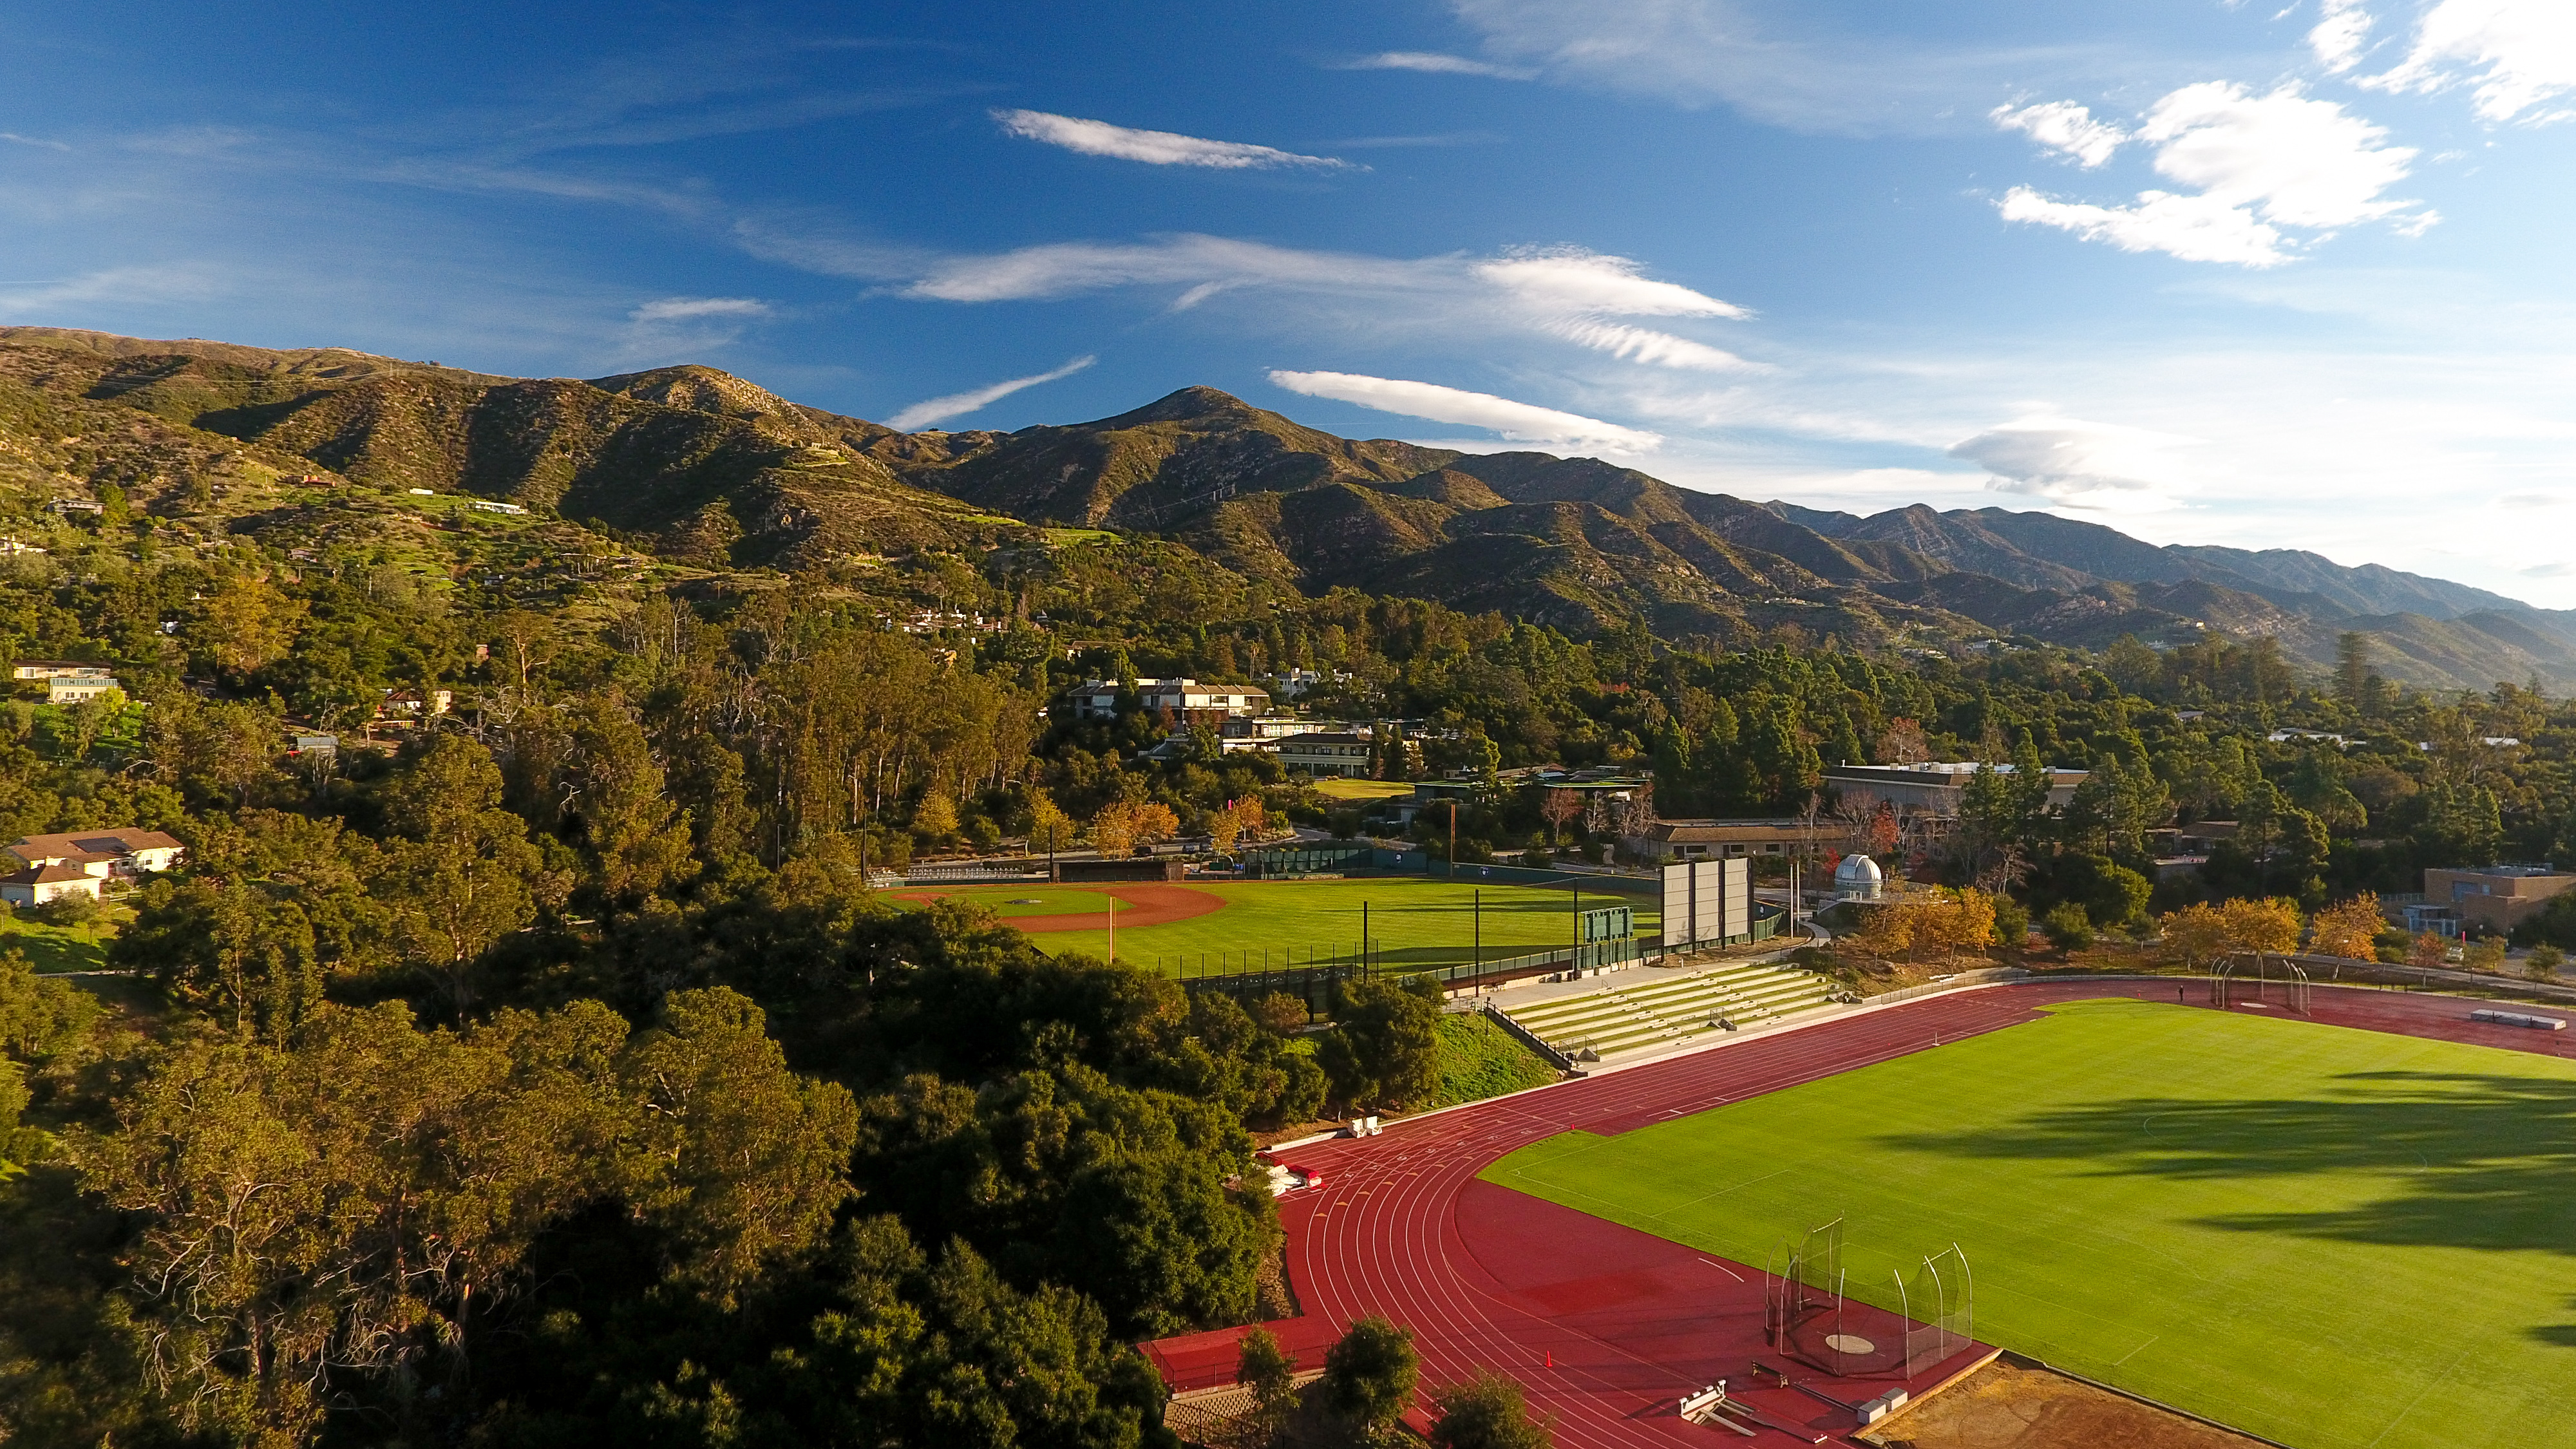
[3,327,2562,689]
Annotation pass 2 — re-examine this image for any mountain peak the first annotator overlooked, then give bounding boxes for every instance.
[1094,386,1260,428]
[588,364,801,422]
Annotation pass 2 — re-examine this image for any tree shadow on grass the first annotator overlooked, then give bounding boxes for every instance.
[1879,1071,2576,1259]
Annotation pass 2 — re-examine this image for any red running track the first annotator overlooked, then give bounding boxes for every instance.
[1143,980,2576,1446]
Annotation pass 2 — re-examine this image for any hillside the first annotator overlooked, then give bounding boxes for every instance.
[0,328,1009,568]
[5,325,2566,690]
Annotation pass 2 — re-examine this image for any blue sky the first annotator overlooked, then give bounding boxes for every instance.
[3,2,2572,603]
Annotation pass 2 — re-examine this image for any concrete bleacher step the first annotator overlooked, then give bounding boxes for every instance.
[1500,961,1838,1059]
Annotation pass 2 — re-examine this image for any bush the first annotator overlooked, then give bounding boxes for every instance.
[2041,903,2094,953]
[1992,896,2031,947]
[2463,936,2508,973]
[2524,944,2563,981]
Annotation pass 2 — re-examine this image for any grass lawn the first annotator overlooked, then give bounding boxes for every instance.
[1484,998,2576,1449]
[1423,1011,1560,1110]
[0,907,122,973]
[1311,778,1415,801]
[902,878,1656,976]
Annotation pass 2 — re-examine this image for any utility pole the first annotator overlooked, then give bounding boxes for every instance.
[1448,802,1458,878]
[1473,888,1481,979]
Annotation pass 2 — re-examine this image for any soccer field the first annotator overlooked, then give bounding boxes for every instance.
[897,876,1656,974]
[1483,998,2576,1449]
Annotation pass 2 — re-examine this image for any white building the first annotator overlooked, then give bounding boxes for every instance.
[0,863,103,907]
[1066,677,1272,723]
[9,828,187,878]
[47,675,122,705]
[1269,731,1374,779]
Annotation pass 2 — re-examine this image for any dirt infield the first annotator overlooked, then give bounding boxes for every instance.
[891,883,1228,933]
[1862,1358,2275,1449]
[1143,981,2576,1448]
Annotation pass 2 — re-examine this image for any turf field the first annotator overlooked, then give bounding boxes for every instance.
[900,876,1654,974]
[1482,998,2576,1449]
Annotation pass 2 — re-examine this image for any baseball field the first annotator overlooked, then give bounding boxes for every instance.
[1483,996,2576,1449]
[889,875,1656,974]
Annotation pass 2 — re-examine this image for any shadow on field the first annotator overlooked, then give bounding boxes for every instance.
[1880,1071,2576,1261]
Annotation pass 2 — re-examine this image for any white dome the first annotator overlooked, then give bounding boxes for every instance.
[1835,853,1884,902]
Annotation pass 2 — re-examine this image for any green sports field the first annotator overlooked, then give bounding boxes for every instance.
[1484,999,2576,1449]
[899,876,1655,976]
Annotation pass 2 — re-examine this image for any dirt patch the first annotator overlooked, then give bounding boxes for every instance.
[889,883,1229,933]
[1862,1358,2273,1449]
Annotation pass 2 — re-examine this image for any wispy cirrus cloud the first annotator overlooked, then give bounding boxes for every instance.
[1337,52,1535,80]
[862,233,1759,372]
[1268,368,1661,451]
[630,296,769,322]
[993,109,1349,169]
[888,354,1095,430]
[0,132,70,152]
[1996,82,2431,266]
[2311,0,2376,74]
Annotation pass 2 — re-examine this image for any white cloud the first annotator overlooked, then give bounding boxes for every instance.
[992,109,1348,169]
[1999,187,2289,266]
[1340,52,1536,79]
[880,234,1757,372]
[2311,0,2376,74]
[1472,249,1747,318]
[1267,369,1662,452]
[630,296,770,321]
[1989,100,2127,167]
[2367,0,2576,124]
[0,132,70,152]
[1997,82,2429,265]
[1947,414,2195,511]
[887,355,1095,431]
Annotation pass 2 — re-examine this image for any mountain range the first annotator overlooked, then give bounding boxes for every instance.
[4,324,2570,692]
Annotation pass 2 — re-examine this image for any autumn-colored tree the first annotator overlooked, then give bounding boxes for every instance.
[2159,902,2231,972]
[196,573,308,679]
[2217,897,2302,960]
[2307,893,2385,961]
[2410,931,2450,969]
[1089,801,1138,859]
[1539,788,1582,845]
[1024,788,1075,855]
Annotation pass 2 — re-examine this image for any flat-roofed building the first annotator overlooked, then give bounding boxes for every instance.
[1269,731,1374,779]
[1823,762,2088,815]
[1066,677,1272,724]
[2422,864,2576,936]
[1620,817,1838,862]
[12,661,114,681]
[46,674,122,705]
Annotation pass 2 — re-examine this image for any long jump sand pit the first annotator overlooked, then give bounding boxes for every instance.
[888,882,1229,933]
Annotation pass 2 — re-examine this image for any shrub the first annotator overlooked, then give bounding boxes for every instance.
[2524,944,2563,981]
[1991,895,2031,947]
[2041,903,2094,953]
[2462,936,2508,973]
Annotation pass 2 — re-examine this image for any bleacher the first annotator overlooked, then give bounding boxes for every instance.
[1497,960,1841,1061]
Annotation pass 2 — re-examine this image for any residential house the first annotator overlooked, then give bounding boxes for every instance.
[12,661,113,681]
[9,828,187,878]
[0,863,103,907]
[47,674,123,705]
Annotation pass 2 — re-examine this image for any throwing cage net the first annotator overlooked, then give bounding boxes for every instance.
[1765,1217,1974,1380]
[2210,954,2312,1014]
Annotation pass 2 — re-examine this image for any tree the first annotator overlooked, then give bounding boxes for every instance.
[1322,1316,1418,1444]
[196,573,307,679]
[373,734,551,1014]
[2410,931,2450,969]
[2159,903,2231,972]
[1237,1326,1298,1448]
[1318,977,1442,1111]
[2335,631,2372,708]
[2041,903,2094,953]
[2307,894,2385,961]
[115,878,322,1043]
[1877,717,1929,764]
[2524,943,2562,981]
[622,987,860,1302]
[566,699,697,907]
[1430,1371,1553,1449]
[2217,897,2302,960]
[1539,788,1582,846]
[1027,787,1077,855]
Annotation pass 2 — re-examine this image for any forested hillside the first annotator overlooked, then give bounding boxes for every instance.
[6,327,2576,1447]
